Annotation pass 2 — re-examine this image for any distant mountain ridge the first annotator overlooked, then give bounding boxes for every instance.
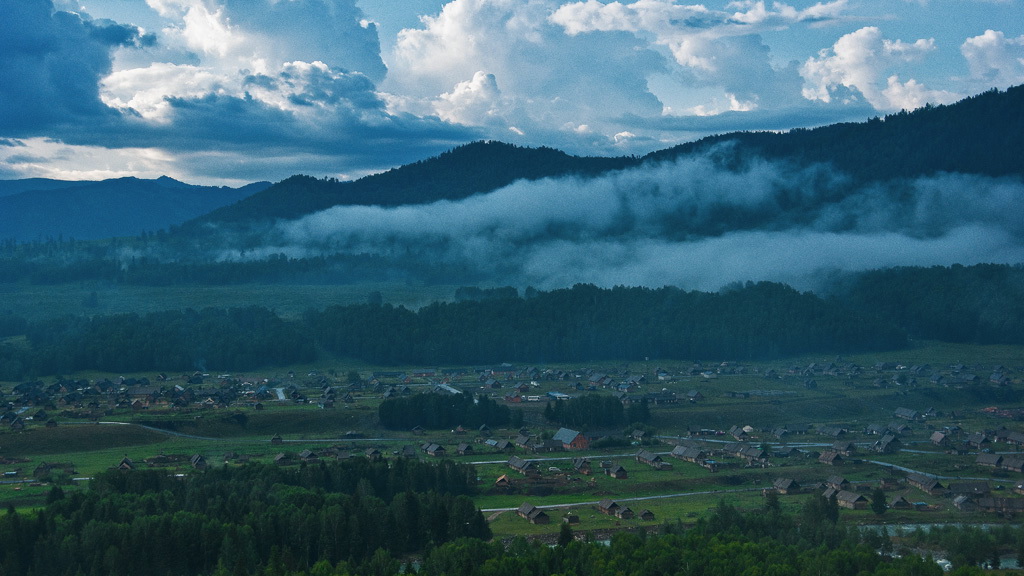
[0,177,271,242]
[5,85,1021,244]
[188,141,635,226]
[189,84,1024,228]
[646,85,1024,182]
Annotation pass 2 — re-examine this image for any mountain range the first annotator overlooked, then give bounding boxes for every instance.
[0,177,270,242]
[188,84,1024,229]
[1,85,1022,293]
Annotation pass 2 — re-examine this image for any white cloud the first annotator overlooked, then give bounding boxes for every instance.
[0,137,184,182]
[434,71,507,126]
[102,0,393,126]
[549,0,849,70]
[385,0,857,153]
[801,26,959,110]
[386,0,667,153]
[881,75,959,111]
[961,29,1024,87]
[101,62,224,122]
[247,151,1024,291]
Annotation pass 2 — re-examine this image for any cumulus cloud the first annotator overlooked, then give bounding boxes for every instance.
[144,0,387,81]
[961,29,1024,87]
[550,0,843,109]
[801,26,961,110]
[0,1,149,133]
[0,0,478,182]
[382,0,878,154]
[386,0,667,152]
[550,0,848,68]
[228,147,1024,290]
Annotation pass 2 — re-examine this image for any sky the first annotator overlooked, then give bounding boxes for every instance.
[2,0,1023,186]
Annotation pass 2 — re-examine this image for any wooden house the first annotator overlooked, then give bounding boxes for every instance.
[508,456,539,477]
[819,450,843,465]
[571,457,593,475]
[975,453,1003,468]
[552,427,589,450]
[889,494,914,510]
[606,464,628,479]
[636,449,668,469]
[773,478,801,495]
[516,503,550,524]
[596,499,620,516]
[907,473,945,495]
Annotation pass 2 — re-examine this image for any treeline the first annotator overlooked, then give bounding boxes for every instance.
[1,282,904,380]
[0,458,487,576]
[6,481,997,576]
[828,263,1024,344]
[543,395,648,429]
[649,85,1024,183]
[307,282,906,365]
[4,263,1024,380]
[0,245,405,286]
[0,306,316,379]
[378,393,515,430]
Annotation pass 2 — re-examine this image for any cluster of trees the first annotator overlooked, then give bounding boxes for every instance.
[0,242,401,286]
[3,264,1024,380]
[0,306,315,379]
[543,395,648,429]
[307,282,906,366]
[0,459,487,576]
[2,460,1019,576]
[377,393,517,430]
[649,85,1024,183]
[828,263,1024,344]
[896,523,1024,570]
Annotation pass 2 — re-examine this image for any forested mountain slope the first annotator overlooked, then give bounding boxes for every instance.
[189,141,635,226]
[646,85,1024,182]
[191,85,1024,229]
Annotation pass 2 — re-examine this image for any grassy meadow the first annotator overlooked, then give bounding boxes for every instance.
[0,282,459,321]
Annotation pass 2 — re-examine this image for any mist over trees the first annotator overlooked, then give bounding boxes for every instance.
[3,263,1024,380]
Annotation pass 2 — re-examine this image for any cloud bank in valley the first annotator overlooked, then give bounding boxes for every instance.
[230,149,1024,291]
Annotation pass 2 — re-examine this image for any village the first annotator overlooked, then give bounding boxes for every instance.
[2,348,1024,534]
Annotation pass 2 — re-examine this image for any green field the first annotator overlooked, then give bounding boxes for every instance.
[2,340,1023,538]
[0,282,459,321]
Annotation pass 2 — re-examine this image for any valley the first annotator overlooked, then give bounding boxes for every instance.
[3,340,1023,544]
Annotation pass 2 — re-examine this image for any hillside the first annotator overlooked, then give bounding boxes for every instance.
[0,177,270,242]
[190,141,635,225]
[190,85,1024,228]
[646,85,1024,182]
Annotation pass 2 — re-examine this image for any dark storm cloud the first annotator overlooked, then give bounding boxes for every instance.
[0,1,130,133]
[0,0,479,181]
